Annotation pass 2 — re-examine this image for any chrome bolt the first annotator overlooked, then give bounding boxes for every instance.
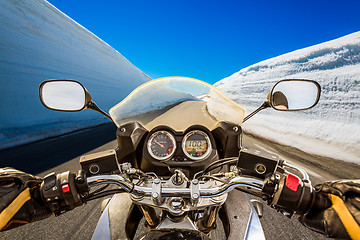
[230,165,239,173]
[193,193,199,199]
[170,198,183,209]
[154,178,160,184]
[192,179,199,185]
[152,192,159,199]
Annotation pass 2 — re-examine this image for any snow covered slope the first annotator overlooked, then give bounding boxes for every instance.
[0,0,151,150]
[215,32,360,164]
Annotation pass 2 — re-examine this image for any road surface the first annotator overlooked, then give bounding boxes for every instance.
[0,123,359,239]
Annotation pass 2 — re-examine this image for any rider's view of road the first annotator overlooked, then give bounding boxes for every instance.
[0,0,359,240]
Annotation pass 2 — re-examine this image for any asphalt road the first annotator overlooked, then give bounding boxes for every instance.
[0,123,359,239]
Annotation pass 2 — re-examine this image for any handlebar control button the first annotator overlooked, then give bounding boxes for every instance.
[62,184,70,193]
[285,173,300,192]
[43,172,56,191]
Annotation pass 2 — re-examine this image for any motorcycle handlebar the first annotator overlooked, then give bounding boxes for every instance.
[87,173,331,217]
[86,175,264,198]
[41,170,331,218]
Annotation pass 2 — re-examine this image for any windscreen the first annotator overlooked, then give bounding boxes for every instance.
[109,77,246,130]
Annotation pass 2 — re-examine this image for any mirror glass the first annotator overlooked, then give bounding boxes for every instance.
[40,80,86,111]
[270,80,320,111]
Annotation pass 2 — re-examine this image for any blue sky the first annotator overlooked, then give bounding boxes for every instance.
[48,0,359,84]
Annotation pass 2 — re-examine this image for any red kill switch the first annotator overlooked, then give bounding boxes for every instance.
[285,173,300,192]
[62,184,70,193]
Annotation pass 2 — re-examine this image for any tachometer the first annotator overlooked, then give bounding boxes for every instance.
[147,131,176,160]
[182,130,211,160]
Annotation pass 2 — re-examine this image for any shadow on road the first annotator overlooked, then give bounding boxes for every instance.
[0,123,117,174]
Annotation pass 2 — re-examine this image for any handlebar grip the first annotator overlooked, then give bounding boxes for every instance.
[310,190,332,212]
[263,173,331,216]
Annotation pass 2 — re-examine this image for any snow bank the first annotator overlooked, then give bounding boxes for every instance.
[0,0,151,150]
[215,32,360,164]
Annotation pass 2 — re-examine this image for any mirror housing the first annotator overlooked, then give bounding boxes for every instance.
[39,80,92,112]
[39,79,113,121]
[268,79,321,111]
[242,79,321,123]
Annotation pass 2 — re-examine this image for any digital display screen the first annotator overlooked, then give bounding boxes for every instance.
[185,140,207,157]
[183,130,211,160]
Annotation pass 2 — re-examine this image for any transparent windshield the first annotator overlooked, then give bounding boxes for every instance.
[109,77,246,131]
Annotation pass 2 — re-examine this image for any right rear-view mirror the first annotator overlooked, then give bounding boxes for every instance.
[269,79,321,111]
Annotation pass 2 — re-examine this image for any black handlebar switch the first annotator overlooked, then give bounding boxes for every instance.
[42,172,56,191]
[269,173,314,216]
[40,171,87,216]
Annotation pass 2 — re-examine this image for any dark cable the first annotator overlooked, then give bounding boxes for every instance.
[87,183,110,198]
[198,175,226,183]
[202,159,238,175]
[195,157,237,178]
[86,189,124,201]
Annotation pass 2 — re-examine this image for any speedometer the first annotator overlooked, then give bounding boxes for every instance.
[147,131,176,160]
[182,130,212,160]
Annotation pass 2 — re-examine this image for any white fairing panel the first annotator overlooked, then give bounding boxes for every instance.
[92,200,112,240]
[246,210,266,240]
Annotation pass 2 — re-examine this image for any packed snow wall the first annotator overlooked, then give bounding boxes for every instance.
[0,0,151,150]
[215,32,360,164]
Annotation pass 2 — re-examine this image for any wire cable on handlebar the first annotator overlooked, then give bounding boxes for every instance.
[197,158,238,178]
[197,174,262,197]
[194,157,237,178]
[87,184,110,198]
[198,175,226,183]
[135,178,145,186]
[86,189,125,201]
[144,172,158,179]
[283,162,310,182]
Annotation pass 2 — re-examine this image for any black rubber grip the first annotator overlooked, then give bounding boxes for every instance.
[265,175,332,215]
[309,191,331,212]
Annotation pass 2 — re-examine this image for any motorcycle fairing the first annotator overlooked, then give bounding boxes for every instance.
[92,191,265,240]
[109,77,246,130]
[92,198,111,240]
[142,101,219,132]
[246,209,266,240]
[219,190,265,240]
[92,193,141,240]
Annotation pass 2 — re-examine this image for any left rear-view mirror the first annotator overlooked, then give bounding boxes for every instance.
[269,79,321,111]
[39,80,92,111]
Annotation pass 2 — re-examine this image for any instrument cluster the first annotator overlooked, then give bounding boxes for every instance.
[146,128,214,164]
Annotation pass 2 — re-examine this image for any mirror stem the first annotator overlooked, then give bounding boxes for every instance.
[242,101,270,123]
[87,101,113,122]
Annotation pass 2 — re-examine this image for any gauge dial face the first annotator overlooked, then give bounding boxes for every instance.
[147,131,176,160]
[182,130,211,160]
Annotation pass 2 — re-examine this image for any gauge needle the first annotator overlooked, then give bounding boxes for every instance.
[154,140,165,148]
